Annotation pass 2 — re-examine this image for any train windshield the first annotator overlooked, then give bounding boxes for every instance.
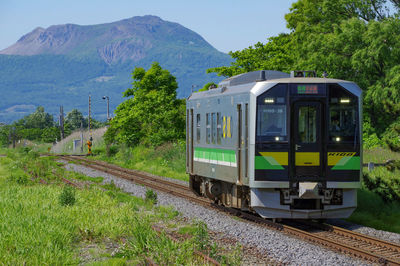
[328,84,358,142]
[256,84,287,141]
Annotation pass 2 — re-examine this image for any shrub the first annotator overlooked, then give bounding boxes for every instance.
[382,121,400,152]
[8,173,29,185]
[59,186,76,206]
[194,220,209,250]
[363,170,400,202]
[106,145,119,157]
[145,189,158,204]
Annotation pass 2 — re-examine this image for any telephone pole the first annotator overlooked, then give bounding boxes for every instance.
[59,106,64,139]
[88,93,92,139]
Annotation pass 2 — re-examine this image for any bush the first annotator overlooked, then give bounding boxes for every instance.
[363,170,400,202]
[194,220,209,250]
[106,145,119,157]
[382,121,400,151]
[8,173,29,185]
[145,189,158,204]
[59,186,76,206]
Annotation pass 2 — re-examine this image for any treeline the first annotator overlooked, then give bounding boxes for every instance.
[207,0,400,151]
[105,0,400,152]
[0,107,104,146]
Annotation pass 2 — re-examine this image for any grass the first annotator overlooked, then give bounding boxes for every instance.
[93,141,188,182]
[363,147,400,163]
[90,141,400,234]
[348,188,400,233]
[0,147,241,264]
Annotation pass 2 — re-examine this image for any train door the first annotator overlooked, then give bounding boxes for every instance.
[189,109,194,173]
[186,109,189,173]
[292,101,323,180]
[237,104,242,184]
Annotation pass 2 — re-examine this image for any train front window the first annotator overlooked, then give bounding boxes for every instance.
[298,106,316,143]
[256,84,287,141]
[329,84,358,142]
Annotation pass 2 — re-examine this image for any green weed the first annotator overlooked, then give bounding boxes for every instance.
[145,189,158,205]
[59,186,76,206]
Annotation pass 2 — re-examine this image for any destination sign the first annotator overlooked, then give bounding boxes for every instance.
[297,85,318,94]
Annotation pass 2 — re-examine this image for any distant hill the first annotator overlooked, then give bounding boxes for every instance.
[0,15,231,123]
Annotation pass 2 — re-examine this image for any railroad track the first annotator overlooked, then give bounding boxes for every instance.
[59,155,400,265]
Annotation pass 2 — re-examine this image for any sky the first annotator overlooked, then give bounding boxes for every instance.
[0,0,296,53]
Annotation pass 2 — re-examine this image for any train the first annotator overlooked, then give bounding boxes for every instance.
[186,70,362,219]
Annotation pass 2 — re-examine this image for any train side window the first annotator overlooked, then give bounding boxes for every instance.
[211,113,216,144]
[206,113,211,144]
[217,113,222,144]
[196,114,201,143]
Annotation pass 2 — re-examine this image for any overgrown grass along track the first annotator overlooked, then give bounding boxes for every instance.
[60,155,400,265]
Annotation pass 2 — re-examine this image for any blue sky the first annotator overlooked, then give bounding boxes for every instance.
[0,0,296,53]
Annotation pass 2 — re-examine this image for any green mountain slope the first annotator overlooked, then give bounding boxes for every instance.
[0,15,231,122]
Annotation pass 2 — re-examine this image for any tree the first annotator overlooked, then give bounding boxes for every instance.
[15,106,54,129]
[106,62,185,147]
[65,109,87,130]
[207,0,400,149]
[207,34,294,77]
[197,82,218,92]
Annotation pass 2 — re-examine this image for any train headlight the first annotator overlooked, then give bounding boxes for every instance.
[340,98,350,104]
[275,136,280,141]
[264,98,275,104]
[335,137,341,142]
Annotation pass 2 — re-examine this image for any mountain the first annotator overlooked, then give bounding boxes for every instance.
[0,15,231,123]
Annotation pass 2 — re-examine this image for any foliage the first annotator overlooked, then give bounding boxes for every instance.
[207,34,294,77]
[14,106,54,129]
[145,189,158,205]
[106,62,185,147]
[382,119,400,151]
[363,168,400,202]
[41,127,60,143]
[93,141,188,182]
[348,188,400,233]
[193,220,209,250]
[207,0,400,149]
[65,109,87,131]
[59,186,76,206]
[0,149,238,264]
[197,82,218,92]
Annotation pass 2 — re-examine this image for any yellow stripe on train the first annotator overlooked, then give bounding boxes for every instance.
[328,152,356,166]
[295,152,320,166]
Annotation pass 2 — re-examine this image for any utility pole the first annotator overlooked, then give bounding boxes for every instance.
[88,93,92,139]
[80,121,83,153]
[87,93,93,155]
[102,96,110,121]
[59,106,64,139]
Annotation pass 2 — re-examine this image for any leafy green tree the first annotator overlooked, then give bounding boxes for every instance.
[15,106,54,129]
[208,0,400,150]
[41,127,59,143]
[207,34,294,77]
[0,125,10,146]
[106,62,185,146]
[65,109,87,130]
[198,82,218,92]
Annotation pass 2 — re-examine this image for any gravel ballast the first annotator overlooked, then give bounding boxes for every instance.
[63,161,399,265]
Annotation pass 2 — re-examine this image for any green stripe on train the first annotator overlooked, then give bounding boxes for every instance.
[254,156,284,170]
[331,156,360,170]
[194,147,236,163]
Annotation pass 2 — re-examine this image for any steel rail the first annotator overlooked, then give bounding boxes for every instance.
[59,155,400,265]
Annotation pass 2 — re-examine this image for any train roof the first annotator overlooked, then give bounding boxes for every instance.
[188,70,360,100]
